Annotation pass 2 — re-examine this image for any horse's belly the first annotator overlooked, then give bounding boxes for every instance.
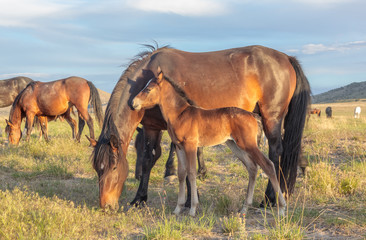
[38,101,69,116]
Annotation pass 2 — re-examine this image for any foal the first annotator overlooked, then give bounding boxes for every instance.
[132,70,286,217]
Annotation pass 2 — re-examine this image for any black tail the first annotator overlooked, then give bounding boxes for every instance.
[281,57,311,194]
[87,81,104,127]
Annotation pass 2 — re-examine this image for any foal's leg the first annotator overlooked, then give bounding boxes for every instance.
[226,140,258,214]
[185,144,199,216]
[246,146,287,215]
[173,147,187,215]
[134,127,144,180]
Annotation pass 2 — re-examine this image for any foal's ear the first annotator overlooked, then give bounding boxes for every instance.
[109,134,119,151]
[156,66,163,84]
[85,135,98,147]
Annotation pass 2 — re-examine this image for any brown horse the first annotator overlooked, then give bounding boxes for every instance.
[309,108,321,117]
[6,77,103,145]
[90,45,310,211]
[0,76,33,108]
[132,71,287,216]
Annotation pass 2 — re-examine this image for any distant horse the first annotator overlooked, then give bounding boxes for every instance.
[354,106,361,118]
[309,108,321,117]
[89,45,310,211]
[325,107,332,118]
[132,70,287,216]
[5,77,103,145]
[0,76,33,108]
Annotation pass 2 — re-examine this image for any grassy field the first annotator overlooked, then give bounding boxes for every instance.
[0,102,365,239]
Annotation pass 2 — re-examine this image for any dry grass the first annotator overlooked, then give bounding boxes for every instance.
[0,102,365,239]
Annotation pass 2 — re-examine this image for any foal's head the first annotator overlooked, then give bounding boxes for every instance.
[132,71,163,111]
[5,119,22,145]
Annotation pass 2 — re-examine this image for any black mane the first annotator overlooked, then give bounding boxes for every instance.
[92,43,171,172]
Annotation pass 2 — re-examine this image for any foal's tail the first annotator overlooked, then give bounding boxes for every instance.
[281,56,311,195]
[87,81,104,127]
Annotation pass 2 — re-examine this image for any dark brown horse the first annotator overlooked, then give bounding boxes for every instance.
[90,45,310,210]
[6,77,103,145]
[132,70,287,216]
[0,76,33,108]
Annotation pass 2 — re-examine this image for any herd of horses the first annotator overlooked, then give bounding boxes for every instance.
[0,44,359,218]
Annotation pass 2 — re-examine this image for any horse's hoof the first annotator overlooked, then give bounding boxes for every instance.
[173,206,181,215]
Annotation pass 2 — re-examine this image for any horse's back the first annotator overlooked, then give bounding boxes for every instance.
[153,46,296,112]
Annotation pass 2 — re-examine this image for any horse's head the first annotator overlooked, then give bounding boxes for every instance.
[5,119,22,145]
[132,71,163,111]
[87,134,128,211]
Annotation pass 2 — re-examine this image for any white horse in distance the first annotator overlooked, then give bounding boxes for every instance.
[354,106,361,118]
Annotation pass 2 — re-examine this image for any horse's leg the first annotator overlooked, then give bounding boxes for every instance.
[197,147,207,179]
[134,127,144,180]
[173,147,188,215]
[130,128,162,206]
[76,113,86,142]
[63,108,77,139]
[25,113,35,141]
[39,117,49,142]
[226,140,258,214]
[261,120,283,207]
[184,143,199,217]
[164,142,176,179]
[247,146,287,215]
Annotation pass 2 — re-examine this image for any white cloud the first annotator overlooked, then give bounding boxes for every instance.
[127,0,227,16]
[0,0,71,27]
[300,41,366,54]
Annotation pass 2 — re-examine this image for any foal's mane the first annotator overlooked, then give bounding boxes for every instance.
[92,44,171,171]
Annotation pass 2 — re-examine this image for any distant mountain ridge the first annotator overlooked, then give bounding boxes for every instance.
[312,81,366,103]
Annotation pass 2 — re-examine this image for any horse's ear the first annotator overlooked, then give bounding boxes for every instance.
[5,119,13,128]
[85,135,98,147]
[110,134,119,151]
[156,66,163,84]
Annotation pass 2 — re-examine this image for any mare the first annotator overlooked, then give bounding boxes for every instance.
[0,76,33,108]
[132,71,287,216]
[325,107,332,118]
[354,106,361,118]
[90,45,310,210]
[6,77,103,145]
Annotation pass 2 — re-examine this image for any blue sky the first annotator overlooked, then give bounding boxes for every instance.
[0,0,365,94]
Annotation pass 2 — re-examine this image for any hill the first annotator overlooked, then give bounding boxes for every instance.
[313,81,366,103]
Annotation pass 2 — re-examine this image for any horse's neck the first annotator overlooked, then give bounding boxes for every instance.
[159,82,191,126]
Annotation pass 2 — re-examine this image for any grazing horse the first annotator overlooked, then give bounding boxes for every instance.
[354,106,361,118]
[309,108,321,117]
[0,76,33,108]
[132,71,287,216]
[5,77,103,145]
[89,45,310,210]
[325,107,332,118]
